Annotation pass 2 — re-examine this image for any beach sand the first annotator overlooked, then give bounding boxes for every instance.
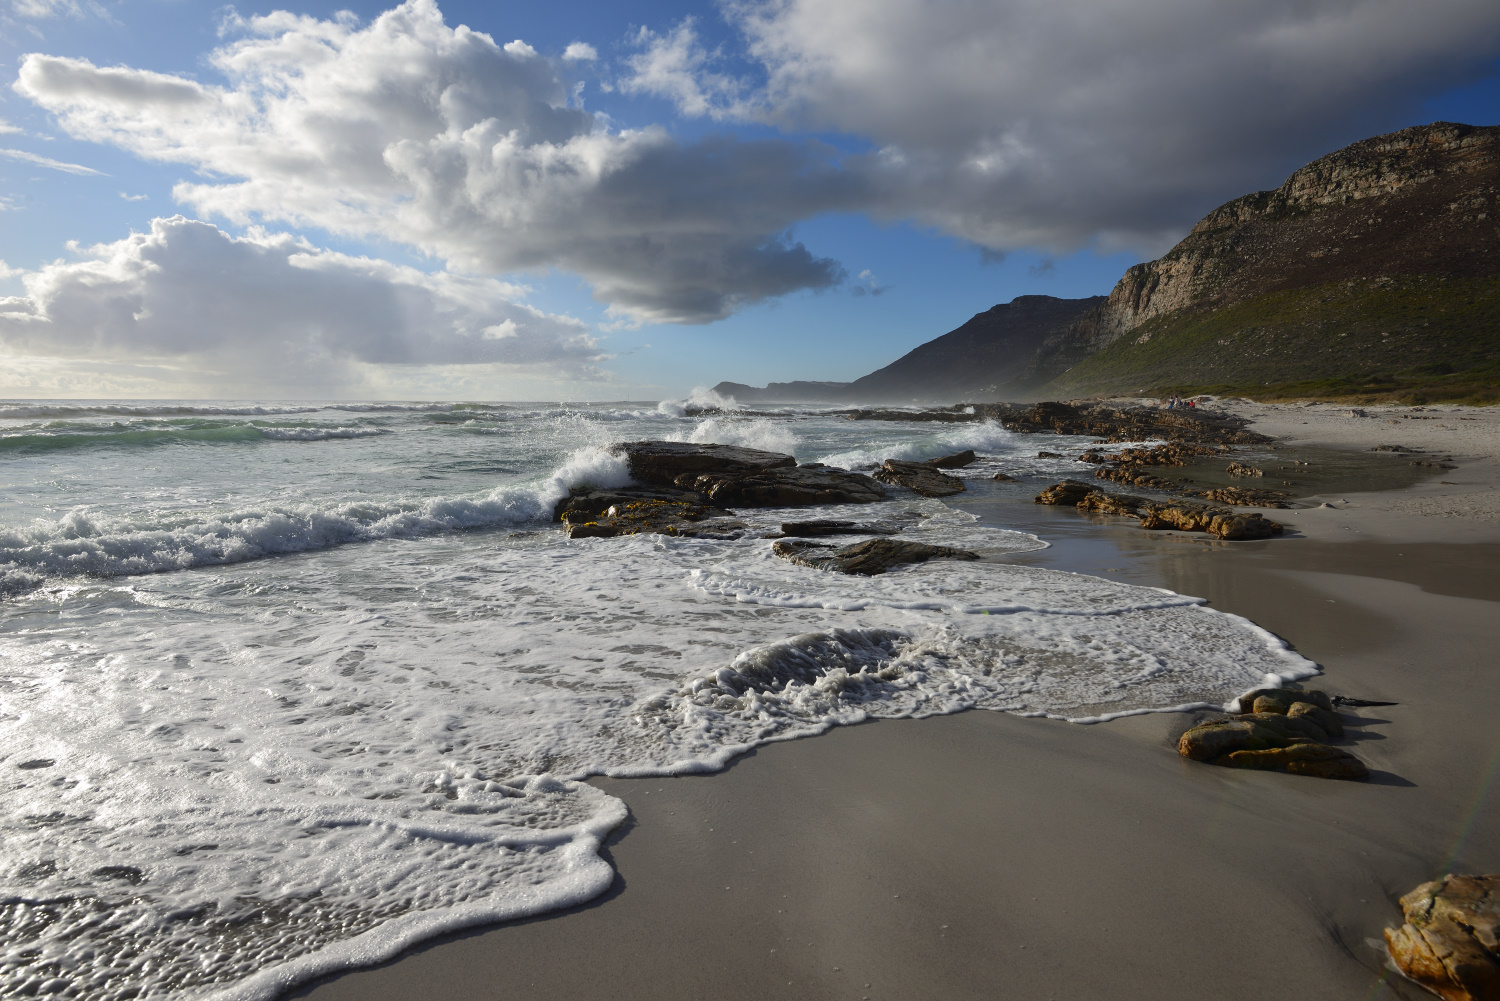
[292,407,1499,1001]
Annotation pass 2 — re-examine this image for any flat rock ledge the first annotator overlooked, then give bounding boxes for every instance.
[613,440,886,506]
[1387,874,1500,1001]
[773,538,979,576]
[1176,688,1368,781]
[554,442,887,539]
[1036,480,1284,540]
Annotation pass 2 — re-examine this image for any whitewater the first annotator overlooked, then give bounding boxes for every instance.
[0,398,1315,1001]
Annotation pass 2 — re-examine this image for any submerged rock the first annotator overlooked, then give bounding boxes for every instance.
[872,459,967,497]
[926,449,978,469]
[773,538,979,576]
[1386,874,1500,1001]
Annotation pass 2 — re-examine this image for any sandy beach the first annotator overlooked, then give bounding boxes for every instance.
[291,403,1500,1001]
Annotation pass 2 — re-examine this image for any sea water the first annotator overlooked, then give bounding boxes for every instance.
[0,397,1314,1000]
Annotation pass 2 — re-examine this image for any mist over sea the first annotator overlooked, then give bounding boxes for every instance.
[0,398,1314,1001]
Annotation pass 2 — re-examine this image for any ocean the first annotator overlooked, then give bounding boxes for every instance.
[0,397,1314,1001]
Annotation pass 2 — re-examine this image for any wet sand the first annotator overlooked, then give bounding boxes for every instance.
[291,413,1500,1001]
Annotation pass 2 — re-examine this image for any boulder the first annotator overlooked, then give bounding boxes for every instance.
[1138,501,1226,533]
[1035,480,1095,505]
[1238,688,1335,712]
[1206,512,1286,539]
[773,538,979,576]
[1226,461,1265,477]
[777,520,898,538]
[873,459,967,497]
[1077,490,1149,517]
[926,449,977,469]
[1386,874,1500,1001]
[683,464,887,506]
[992,472,1019,482]
[614,440,795,486]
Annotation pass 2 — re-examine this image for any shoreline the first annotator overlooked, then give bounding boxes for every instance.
[290,404,1500,1001]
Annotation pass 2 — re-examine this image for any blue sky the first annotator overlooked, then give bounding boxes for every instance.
[1,0,1497,400]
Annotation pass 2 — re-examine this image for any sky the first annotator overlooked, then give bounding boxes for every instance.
[1,0,1498,401]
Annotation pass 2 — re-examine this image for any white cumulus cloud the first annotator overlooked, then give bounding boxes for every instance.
[0,216,605,391]
[15,0,851,324]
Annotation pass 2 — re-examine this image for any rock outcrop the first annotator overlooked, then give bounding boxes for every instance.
[1176,689,1369,780]
[773,538,980,576]
[611,441,886,506]
[872,459,967,497]
[1386,874,1500,1001]
[1037,481,1285,540]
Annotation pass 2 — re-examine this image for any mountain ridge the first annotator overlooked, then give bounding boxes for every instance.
[716,121,1500,405]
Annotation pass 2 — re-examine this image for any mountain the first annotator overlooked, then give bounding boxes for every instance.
[1042,121,1500,401]
[714,295,1104,404]
[717,122,1500,405]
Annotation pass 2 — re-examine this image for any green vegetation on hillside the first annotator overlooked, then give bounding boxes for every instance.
[1046,275,1500,404]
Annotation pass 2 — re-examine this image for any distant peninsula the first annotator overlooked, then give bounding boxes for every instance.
[717,121,1499,406]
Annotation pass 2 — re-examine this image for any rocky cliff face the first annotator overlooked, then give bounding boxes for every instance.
[1037,122,1500,380]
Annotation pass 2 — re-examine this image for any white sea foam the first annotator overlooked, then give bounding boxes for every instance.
[817,420,1019,468]
[656,386,740,417]
[0,445,629,594]
[0,401,1319,1001]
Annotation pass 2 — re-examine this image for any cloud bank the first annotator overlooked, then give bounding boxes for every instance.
[0,216,603,391]
[632,0,1500,252]
[15,0,852,324]
[11,0,1500,332]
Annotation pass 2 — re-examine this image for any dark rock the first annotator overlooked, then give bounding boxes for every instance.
[872,460,966,497]
[1035,480,1095,505]
[1137,501,1228,533]
[608,441,885,507]
[1332,695,1399,708]
[773,538,979,576]
[1386,874,1500,1001]
[1226,461,1264,477]
[614,440,796,486]
[991,472,1019,482]
[1372,444,1419,453]
[926,449,977,469]
[778,520,898,538]
[555,485,709,523]
[684,464,887,506]
[1037,450,1063,458]
[561,498,743,540]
